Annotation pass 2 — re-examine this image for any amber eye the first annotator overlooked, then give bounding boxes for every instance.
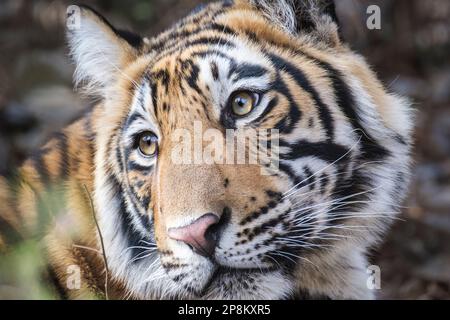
[230,91,257,116]
[138,132,158,157]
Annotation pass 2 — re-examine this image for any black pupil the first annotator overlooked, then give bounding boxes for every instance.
[236,96,247,107]
[142,134,155,148]
[143,135,152,144]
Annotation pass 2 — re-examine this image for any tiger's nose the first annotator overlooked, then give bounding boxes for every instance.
[168,213,220,257]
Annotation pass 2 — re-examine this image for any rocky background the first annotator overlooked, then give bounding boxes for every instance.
[0,0,449,299]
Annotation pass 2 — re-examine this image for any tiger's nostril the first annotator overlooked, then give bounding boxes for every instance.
[205,207,230,241]
[168,213,221,257]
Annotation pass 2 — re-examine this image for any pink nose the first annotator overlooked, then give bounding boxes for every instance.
[168,213,220,257]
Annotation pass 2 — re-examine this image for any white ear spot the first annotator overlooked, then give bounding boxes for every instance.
[249,0,341,46]
[66,7,138,98]
[250,0,298,34]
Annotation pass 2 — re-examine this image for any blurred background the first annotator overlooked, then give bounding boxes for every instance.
[0,0,449,299]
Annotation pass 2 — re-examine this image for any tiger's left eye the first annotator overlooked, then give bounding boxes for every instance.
[230,91,258,116]
[137,131,158,157]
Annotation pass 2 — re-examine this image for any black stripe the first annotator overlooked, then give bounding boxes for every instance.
[278,162,304,188]
[303,166,315,190]
[123,112,146,132]
[115,141,126,174]
[84,115,96,160]
[282,140,350,165]
[150,18,236,53]
[117,29,143,48]
[210,61,219,80]
[270,72,301,134]
[31,153,50,185]
[109,175,149,260]
[140,195,151,211]
[125,186,154,234]
[268,53,334,140]
[308,57,390,160]
[328,169,373,222]
[253,96,279,124]
[150,5,229,51]
[228,63,268,81]
[208,22,237,37]
[56,132,69,179]
[154,36,236,62]
[183,59,201,93]
[192,49,234,61]
[319,172,330,194]
[153,69,170,92]
[149,78,159,119]
[45,265,68,300]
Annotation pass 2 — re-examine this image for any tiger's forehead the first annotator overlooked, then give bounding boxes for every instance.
[147,34,273,93]
[129,37,274,130]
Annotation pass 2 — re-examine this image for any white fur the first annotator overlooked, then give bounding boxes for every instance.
[250,0,298,34]
[67,10,133,98]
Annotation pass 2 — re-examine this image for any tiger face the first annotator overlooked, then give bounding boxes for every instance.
[68,0,413,299]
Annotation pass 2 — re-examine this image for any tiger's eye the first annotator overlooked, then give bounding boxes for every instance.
[231,91,256,116]
[138,132,158,157]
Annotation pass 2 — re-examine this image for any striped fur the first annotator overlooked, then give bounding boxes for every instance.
[0,0,413,299]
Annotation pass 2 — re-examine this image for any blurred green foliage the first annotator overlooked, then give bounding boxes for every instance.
[0,183,69,300]
[0,240,56,299]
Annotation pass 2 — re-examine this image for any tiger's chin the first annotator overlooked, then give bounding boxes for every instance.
[200,267,293,300]
[165,263,293,300]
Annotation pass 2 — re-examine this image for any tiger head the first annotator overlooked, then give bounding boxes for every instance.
[67,0,413,299]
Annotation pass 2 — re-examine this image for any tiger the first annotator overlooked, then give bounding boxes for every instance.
[0,0,413,300]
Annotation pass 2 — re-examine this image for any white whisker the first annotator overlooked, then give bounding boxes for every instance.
[282,135,363,199]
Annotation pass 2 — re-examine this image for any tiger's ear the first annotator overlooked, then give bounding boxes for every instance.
[249,0,340,45]
[66,5,145,98]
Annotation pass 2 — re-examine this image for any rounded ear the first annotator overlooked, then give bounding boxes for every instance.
[247,0,341,45]
[66,5,145,98]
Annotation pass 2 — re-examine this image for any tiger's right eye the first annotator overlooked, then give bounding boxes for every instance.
[137,132,158,157]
